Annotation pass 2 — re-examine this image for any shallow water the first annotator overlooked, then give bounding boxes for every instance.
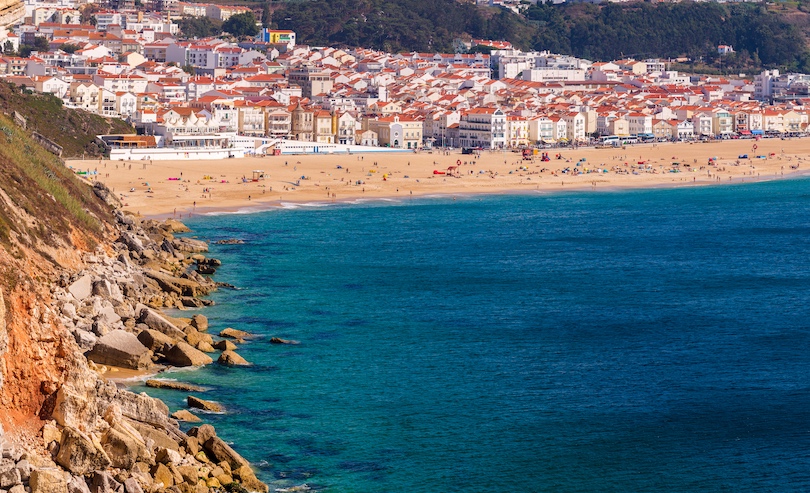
[134,178,810,492]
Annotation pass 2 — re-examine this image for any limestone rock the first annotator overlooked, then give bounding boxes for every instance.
[187,396,223,413]
[203,438,249,471]
[125,421,180,453]
[72,329,97,351]
[164,342,213,367]
[30,470,68,493]
[123,478,143,493]
[86,330,152,370]
[212,340,236,351]
[137,330,174,352]
[196,341,215,353]
[218,328,250,340]
[150,464,174,488]
[67,476,91,493]
[100,425,151,470]
[217,351,250,366]
[90,471,120,493]
[0,466,21,488]
[145,380,205,392]
[171,238,208,253]
[92,280,123,303]
[155,448,182,465]
[232,466,268,493]
[189,315,208,332]
[170,410,201,423]
[55,427,111,475]
[138,309,186,340]
[68,275,93,301]
[186,425,215,446]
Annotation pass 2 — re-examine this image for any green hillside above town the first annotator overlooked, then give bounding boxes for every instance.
[267,0,810,73]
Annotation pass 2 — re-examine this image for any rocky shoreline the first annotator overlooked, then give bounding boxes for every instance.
[0,207,272,493]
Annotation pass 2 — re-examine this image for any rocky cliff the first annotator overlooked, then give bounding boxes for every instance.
[0,0,23,28]
[0,113,268,492]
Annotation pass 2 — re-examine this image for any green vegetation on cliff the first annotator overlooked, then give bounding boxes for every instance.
[268,0,810,71]
[0,110,113,251]
[0,81,133,158]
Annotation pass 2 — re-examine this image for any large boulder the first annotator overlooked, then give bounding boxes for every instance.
[137,329,175,352]
[85,330,152,370]
[187,397,223,413]
[29,470,68,493]
[203,437,249,471]
[217,351,250,367]
[190,314,208,332]
[92,280,123,303]
[100,425,152,470]
[232,466,268,493]
[68,275,93,301]
[164,342,213,367]
[218,328,251,340]
[138,308,186,340]
[171,238,208,253]
[55,428,112,475]
[170,410,201,423]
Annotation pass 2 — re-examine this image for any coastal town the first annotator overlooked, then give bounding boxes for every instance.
[0,0,809,158]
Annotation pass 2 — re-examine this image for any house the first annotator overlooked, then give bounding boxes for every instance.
[369,115,423,149]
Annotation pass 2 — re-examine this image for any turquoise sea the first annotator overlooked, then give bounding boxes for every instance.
[134,178,810,492]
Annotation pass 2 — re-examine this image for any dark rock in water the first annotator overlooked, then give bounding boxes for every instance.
[197,265,216,275]
[213,340,237,351]
[145,379,205,392]
[270,337,299,345]
[215,239,244,245]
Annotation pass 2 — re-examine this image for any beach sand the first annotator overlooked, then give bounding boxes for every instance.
[67,138,810,218]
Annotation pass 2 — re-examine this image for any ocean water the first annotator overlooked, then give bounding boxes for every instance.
[134,178,810,492]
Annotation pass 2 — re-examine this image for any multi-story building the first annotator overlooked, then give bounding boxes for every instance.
[458,107,506,149]
[288,65,333,99]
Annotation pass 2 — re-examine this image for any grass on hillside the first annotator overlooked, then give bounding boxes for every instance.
[0,81,134,158]
[0,112,112,251]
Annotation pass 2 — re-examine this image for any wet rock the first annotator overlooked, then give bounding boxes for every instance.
[170,410,201,423]
[269,338,299,345]
[212,340,237,352]
[219,328,250,340]
[145,380,205,392]
[217,351,250,367]
[187,397,223,413]
[214,239,243,245]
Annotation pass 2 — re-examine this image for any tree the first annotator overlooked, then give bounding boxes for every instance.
[2,40,13,56]
[179,16,223,38]
[60,43,81,54]
[222,12,259,38]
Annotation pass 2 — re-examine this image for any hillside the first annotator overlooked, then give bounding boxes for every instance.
[269,0,810,72]
[0,108,114,431]
[0,81,134,158]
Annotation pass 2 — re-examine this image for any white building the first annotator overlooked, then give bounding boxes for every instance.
[458,107,506,149]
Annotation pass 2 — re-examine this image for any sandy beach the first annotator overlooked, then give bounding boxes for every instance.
[67,138,810,218]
